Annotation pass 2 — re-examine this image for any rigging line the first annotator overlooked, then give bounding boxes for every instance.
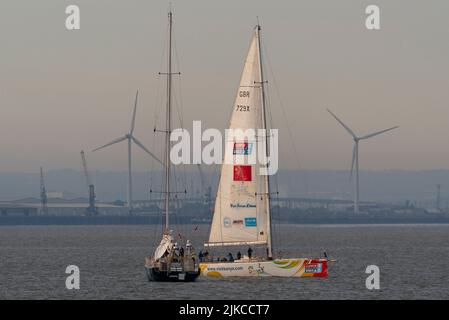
[151,175,164,250]
[154,195,164,250]
[266,96,282,248]
[171,93,184,139]
[153,19,170,129]
[179,171,187,242]
[271,184,282,254]
[171,165,184,242]
[148,130,157,196]
[149,74,162,202]
[204,166,218,248]
[265,86,280,252]
[184,169,190,240]
[260,38,284,255]
[172,27,185,129]
[150,95,165,245]
[170,76,184,131]
[147,170,151,201]
[262,42,302,169]
[261,40,310,197]
[152,74,162,130]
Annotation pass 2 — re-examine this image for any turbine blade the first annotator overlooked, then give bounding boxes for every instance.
[349,143,356,181]
[359,126,398,140]
[130,90,139,134]
[131,136,164,166]
[326,109,357,138]
[92,136,127,152]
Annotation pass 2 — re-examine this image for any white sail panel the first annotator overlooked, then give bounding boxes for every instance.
[207,30,270,246]
[154,232,174,260]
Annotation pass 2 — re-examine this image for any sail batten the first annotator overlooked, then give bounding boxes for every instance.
[207,28,270,247]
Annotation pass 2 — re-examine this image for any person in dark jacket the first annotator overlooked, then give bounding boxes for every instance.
[247,247,253,260]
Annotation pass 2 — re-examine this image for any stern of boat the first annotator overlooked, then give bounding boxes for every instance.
[145,256,200,282]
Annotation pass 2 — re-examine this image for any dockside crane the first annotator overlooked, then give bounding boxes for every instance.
[39,166,48,215]
[80,150,98,215]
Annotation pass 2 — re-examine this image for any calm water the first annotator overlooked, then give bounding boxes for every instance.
[0,224,448,299]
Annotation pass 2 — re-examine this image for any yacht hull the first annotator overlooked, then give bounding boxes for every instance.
[199,258,328,278]
[145,266,200,282]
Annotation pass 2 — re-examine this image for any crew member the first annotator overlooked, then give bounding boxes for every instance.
[247,247,253,260]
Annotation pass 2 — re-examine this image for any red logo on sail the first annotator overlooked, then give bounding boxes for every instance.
[233,165,252,181]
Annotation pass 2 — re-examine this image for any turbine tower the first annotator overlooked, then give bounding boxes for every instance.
[93,90,163,214]
[327,109,398,213]
[39,166,48,215]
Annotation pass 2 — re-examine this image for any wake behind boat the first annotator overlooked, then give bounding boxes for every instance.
[199,24,330,278]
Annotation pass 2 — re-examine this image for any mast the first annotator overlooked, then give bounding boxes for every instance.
[164,11,173,231]
[256,25,273,259]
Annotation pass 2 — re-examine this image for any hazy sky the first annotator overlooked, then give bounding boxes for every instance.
[1,0,449,173]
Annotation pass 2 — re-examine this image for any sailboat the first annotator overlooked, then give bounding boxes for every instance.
[199,25,329,278]
[144,11,200,282]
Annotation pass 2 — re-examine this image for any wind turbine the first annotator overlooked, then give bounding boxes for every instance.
[93,90,163,214]
[327,109,398,213]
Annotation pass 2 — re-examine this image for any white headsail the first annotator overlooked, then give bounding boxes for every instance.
[154,232,174,260]
[206,27,271,247]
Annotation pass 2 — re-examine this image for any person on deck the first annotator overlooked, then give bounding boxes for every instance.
[173,243,180,261]
[248,247,253,260]
[198,250,204,262]
[236,251,242,260]
[227,253,234,262]
[184,240,195,267]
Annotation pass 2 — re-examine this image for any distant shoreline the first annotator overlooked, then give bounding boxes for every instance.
[1,215,449,226]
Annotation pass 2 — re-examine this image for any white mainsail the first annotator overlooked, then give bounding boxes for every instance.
[206,28,271,247]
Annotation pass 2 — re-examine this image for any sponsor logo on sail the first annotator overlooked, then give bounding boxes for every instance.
[244,217,257,227]
[223,217,231,228]
[233,165,252,181]
[233,142,253,155]
[230,203,256,209]
[231,184,255,198]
